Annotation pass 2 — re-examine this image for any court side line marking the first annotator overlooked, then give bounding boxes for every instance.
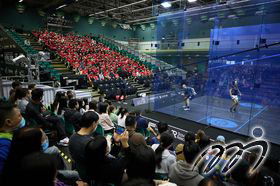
[191,102,251,116]
[234,106,268,132]
[196,116,209,122]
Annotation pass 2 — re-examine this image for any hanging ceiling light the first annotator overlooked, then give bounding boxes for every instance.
[188,0,197,2]
[161,1,172,8]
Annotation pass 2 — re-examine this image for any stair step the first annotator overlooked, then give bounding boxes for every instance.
[60,72,74,75]
[52,64,66,68]
[137,88,151,93]
[51,61,63,64]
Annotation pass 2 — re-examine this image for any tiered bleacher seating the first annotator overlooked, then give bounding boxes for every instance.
[33,31,154,82]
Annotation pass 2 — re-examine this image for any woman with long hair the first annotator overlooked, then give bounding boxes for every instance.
[117,108,128,128]
[151,132,176,180]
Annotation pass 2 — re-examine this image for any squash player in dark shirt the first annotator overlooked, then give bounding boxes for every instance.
[181,83,197,111]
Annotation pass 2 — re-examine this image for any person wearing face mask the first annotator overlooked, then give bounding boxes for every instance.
[0,103,23,175]
[69,111,99,182]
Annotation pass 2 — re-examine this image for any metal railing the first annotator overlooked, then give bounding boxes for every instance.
[99,35,186,76]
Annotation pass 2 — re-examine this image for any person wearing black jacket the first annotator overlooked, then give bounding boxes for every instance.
[84,131,130,186]
[25,88,68,146]
[63,99,82,133]
[119,79,128,104]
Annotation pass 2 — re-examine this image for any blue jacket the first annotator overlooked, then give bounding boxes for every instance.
[0,132,12,174]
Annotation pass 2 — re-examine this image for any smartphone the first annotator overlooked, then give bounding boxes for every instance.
[116,126,125,135]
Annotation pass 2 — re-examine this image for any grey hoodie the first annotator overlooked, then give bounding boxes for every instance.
[169,160,204,186]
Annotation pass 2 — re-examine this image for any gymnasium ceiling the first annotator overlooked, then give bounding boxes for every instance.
[2,0,280,25]
[3,0,216,24]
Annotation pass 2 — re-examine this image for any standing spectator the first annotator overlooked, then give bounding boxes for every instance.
[69,111,99,182]
[25,88,68,146]
[0,103,23,175]
[98,102,114,134]
[152,132,176,180]
[119,80,128,104]
[169,141,204,186]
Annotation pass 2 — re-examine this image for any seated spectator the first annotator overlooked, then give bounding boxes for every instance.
[0,127,43,185]
[195,129,206,144]
[117,107,128,128]
[98,102,114,134]
[108,105,118,126]
[198,178,225,186]
[226,159,250,186]
[8,81,22,104]
[69,111,98,182]
[152,132,176,180]
[25,88,68,146]
[0,103,23,175]
[66,90,74,101]
[126,144,156,183]
[169,141,204,186]
[125,115,138,141]
[198,135,211,150]
[19,152,58,186]
[135,111,156,141]
[185,131,196,143]
[151,122,169,145]
[16,88,31,114]
[122,178,155,186]
[78,99,87,115]
[64,99,82,133]
[84,131,129,186]
[88,100,98,114]
[28,83,36,92]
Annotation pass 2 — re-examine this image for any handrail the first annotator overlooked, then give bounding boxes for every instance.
[99,35,186,75]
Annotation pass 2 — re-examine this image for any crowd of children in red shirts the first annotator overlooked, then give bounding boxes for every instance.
[33,31,152,81]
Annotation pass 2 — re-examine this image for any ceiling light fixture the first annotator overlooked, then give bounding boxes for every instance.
[19,0,23,2]
[56,4,67,10]
[161,2,172,8]
[188,0,197,2]
[90,0,147,16]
